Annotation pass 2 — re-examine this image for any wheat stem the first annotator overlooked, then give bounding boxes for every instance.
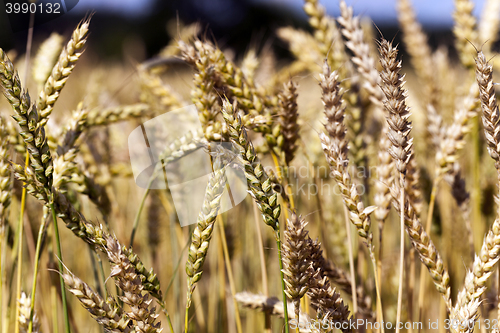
[14,153,29,333]
[343,205,358,315]
[275,230,290,333]
[50,201,71,333]
[396,174,405,333]
[27,209,48,333]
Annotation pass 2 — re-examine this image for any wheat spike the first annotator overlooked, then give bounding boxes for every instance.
[38,18,91,127]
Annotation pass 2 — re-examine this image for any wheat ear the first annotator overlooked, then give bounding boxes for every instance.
[0,48,53,188]
[86,104,151,127]
[476,50,500,175]
[282,213,311,322]
[378,38,413,332]
[32,33,63,89]
[479,0,500,53]
[306,268,352,332]
[319,62,376,241]
[396,0,436,105]
[453,0,478,69]
[279,80,300,165]
[435,83,480,175]
[18,292,40,333]
[37,18,90,127]
[389,182,452,309]
[221,100,290,332]
[453,218,500,332]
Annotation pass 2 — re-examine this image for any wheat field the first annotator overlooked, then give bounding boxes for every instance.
[1,0,500,332]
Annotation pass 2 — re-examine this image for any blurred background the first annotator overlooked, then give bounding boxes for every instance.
[0,0,491,61]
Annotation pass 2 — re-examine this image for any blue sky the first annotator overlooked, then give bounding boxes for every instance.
[70,0,488,27]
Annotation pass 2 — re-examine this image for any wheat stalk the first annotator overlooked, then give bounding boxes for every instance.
[38,18,91,128]
[185,155,226,323]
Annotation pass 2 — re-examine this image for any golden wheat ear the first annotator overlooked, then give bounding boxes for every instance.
[38,18,91,128]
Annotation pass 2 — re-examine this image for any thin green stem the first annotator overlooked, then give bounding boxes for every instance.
[27,211,48,333]
[49,202,70,333]
[275,230,290,333]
